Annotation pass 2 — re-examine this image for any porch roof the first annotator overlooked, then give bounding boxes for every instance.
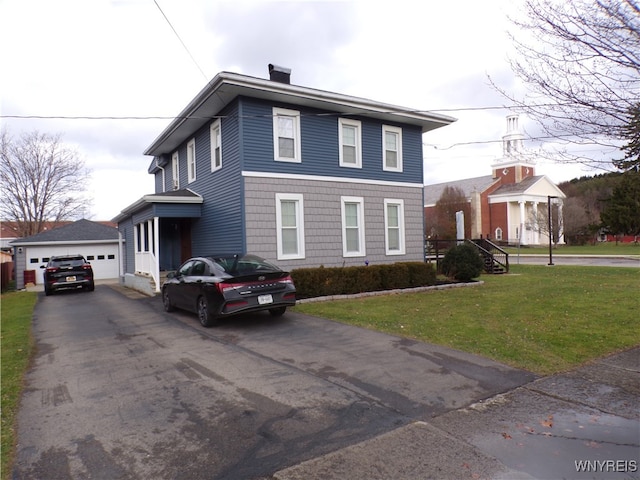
[112,189,203,223]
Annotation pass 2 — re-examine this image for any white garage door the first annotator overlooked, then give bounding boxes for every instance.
[26,244,120,284]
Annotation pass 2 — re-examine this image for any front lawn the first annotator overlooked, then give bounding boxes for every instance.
[1,291,37,480]
[294,265,640,375]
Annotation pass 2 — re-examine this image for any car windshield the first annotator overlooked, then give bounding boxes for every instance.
[208,254,280,275]
[50,257,85,267]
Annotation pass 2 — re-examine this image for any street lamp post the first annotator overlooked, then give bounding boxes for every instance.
[548,195,557,266]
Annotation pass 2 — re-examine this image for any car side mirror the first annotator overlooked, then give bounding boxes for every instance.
[166,271,176,279]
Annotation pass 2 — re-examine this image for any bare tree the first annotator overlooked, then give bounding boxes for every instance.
[493,0,640,169]
[426,186,471,240]
[527,202,564,246]
[1,129,91,237]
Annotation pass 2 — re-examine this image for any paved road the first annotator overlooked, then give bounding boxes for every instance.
[13,284,535,480]
[510,254,639,267]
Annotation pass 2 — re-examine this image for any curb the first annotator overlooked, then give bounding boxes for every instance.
[296,281,484,304]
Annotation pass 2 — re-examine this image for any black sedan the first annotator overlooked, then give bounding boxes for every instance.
[41,255,95,296]
[162,254,296,327]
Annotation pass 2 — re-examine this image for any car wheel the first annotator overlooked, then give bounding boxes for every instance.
[197,296,218,327]
[44,286,52,296]
[163,288,174,312]
[87,282,95,292]
[269,306,287,317]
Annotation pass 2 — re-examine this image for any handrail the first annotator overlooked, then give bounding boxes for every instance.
[425,237,509,274]
[468,239,510,273]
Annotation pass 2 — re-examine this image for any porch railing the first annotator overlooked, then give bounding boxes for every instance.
[467,238,509,274]
[135,251,160,292]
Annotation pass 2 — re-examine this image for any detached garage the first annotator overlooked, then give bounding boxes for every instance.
[11,219,121,289]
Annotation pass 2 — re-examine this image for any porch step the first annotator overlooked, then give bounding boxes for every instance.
[484,258,506,274]
[150,271,170,291]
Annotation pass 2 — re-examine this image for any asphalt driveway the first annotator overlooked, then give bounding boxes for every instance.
[13,283,535,479]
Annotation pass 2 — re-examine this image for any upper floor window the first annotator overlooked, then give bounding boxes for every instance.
[171,151,180,190]
[210,120,222,172]
[383,125,403,172]
[339,118,362,168]
[276,193,305,260]
[273,107,301,162]
[384,199,405,255]
[341,196,366,257]
[187,138,196,183]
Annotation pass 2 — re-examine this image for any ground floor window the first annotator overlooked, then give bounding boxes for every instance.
[341,196,366,257]
[384,199,405,255]
[276,193,305,260]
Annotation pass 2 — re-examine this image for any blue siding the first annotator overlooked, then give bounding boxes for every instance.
[240,98,424,183]
[172,102,245,256]
[154,171,163,192]
[154,204,202,217]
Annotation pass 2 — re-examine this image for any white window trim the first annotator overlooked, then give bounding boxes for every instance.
[338,118,362,168]
[210,120,222,172]
[384,199,406,255]
[275,193,305,260]
[187,138,196,183]
[273,107,302,163]
[171,151,180,190]
[382,125,403,172]
[495,227,503,241]
[341,196,366,257]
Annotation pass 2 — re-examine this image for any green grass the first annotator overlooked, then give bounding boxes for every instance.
[504,243,639,256]
[1,291,37,480]
[294,265,640,375]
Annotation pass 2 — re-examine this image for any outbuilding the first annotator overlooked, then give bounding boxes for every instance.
[11,219,121,289]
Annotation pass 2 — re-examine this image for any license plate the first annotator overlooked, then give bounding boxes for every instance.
[66,276,77,282]
[258,294,273,305]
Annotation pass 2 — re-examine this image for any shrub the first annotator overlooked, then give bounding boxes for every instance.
[291,262,436,299]
[441,243,484,282]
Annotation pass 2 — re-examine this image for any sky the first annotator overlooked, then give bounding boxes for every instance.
[1,0,607,221]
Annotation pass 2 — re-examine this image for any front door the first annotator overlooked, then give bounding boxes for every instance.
[180,218,192,263]
[160,218,192,271]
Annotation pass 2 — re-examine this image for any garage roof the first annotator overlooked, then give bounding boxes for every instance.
[11,219,119,246]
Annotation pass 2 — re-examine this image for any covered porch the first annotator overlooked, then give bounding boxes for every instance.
[113,190,203,295]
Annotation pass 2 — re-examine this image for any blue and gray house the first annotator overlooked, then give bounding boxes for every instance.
[114,65,456,294]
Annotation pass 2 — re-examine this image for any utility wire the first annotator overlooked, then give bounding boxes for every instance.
[0,100,614,121]
[153,0,207,81]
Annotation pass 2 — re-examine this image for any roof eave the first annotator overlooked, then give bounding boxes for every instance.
[112,192,204,224]
[143,72,457,157]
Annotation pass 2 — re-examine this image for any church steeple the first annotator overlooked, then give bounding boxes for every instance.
[492,114,536,184]
[503,115,524,156]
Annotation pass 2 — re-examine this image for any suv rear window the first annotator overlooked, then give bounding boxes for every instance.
[50,257,86,267]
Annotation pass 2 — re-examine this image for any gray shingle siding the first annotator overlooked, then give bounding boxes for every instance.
[244,176,425,269]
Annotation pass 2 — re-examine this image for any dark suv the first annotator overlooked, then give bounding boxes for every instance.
[41,255,95,295]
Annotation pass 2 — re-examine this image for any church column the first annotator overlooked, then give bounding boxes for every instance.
[532,202,539,245]
[557,202,565,244]
[519,201,527,245]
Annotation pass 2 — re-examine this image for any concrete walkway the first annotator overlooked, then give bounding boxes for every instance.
[274,347,639,479]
